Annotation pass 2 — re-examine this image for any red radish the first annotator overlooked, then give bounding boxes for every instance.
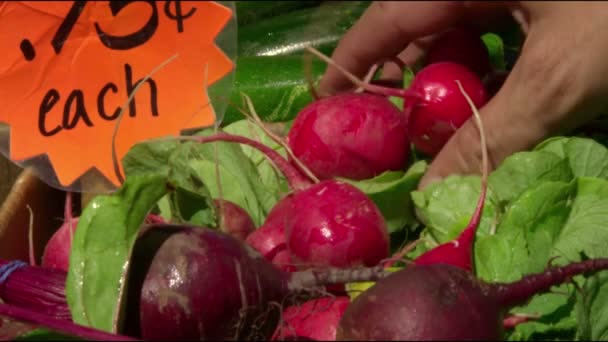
[286,92,409,180]
[303,47,487,158]
[273,296,350,341]
[405,62,489,156]
[41,192,78,272]
[337,260,608,340]
[246,199,297,273]
[271,249,298,273]
[214,199,255,241]
[187,133,390,270]
[246,197,292,262]
[425,27,493,77]
[412,81,489,271]
[285,180,389,269]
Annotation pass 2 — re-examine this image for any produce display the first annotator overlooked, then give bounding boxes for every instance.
[3,1,608,341]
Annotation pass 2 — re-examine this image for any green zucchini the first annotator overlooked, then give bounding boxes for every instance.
[235,1,323,27]
[221,55,327,126]
[237,1,370,57]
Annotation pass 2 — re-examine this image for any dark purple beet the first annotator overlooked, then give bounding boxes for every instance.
[128,224,389,341]
[337,261,608,341]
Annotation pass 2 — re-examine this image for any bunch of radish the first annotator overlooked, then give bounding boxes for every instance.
[3,24,608,342]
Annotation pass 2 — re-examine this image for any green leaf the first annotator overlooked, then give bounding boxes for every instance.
[536,136,608,179]
[14,329,80,341]
[564,138,608,179]
[66,174,168,333]
[507,293,577,341]
[552,177,608,261]
[488,151,573,205]
[411,175,499,244]
[122,138,179,178]
[343,160,427,233]
[473,177,608,339]
[475,181,576,283]
[223,119,290,206]
[165,142,218,226]
[575,271,608,341]
[183,128,280,225]
[481,32,506,70]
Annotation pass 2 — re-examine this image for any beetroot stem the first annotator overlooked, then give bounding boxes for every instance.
[287,265,391,292]
[495,258,608,308]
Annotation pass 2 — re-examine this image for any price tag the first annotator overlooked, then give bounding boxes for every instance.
[0,1,236,191]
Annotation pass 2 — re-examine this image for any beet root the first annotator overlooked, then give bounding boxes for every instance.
[132,224,288,341]
[337,260,608,341]
[129,224,390,341]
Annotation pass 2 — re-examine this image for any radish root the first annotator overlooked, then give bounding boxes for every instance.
[303,52,320,100]
[26,205,35,266]
[240,93,320,184]
[305,46,421,99]
[110,54,179,185]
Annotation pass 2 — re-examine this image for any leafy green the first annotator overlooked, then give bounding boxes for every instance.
[488,151,573,205]
[411,175,500,245]
[535,136,608,179]
[223,119,290,207]
[344,160,427,234]
[122,139,178,178]
[411,137,608,340]
[482,32,506,71]
[185,128,281,225]
[66,174,168,333]
[576,272,608,341]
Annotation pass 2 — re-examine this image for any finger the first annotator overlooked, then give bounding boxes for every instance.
[379,36,437,80]
[319,1,464,95]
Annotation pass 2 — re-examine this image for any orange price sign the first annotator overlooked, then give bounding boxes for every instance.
[0,1,236,191]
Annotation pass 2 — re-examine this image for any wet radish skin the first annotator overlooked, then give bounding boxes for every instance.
[285,180,390,269]
[406,62,489,156]
[273,296,351,341]
[287,93,409,180]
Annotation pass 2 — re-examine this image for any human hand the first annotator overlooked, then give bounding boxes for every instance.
[319,1,608,189]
